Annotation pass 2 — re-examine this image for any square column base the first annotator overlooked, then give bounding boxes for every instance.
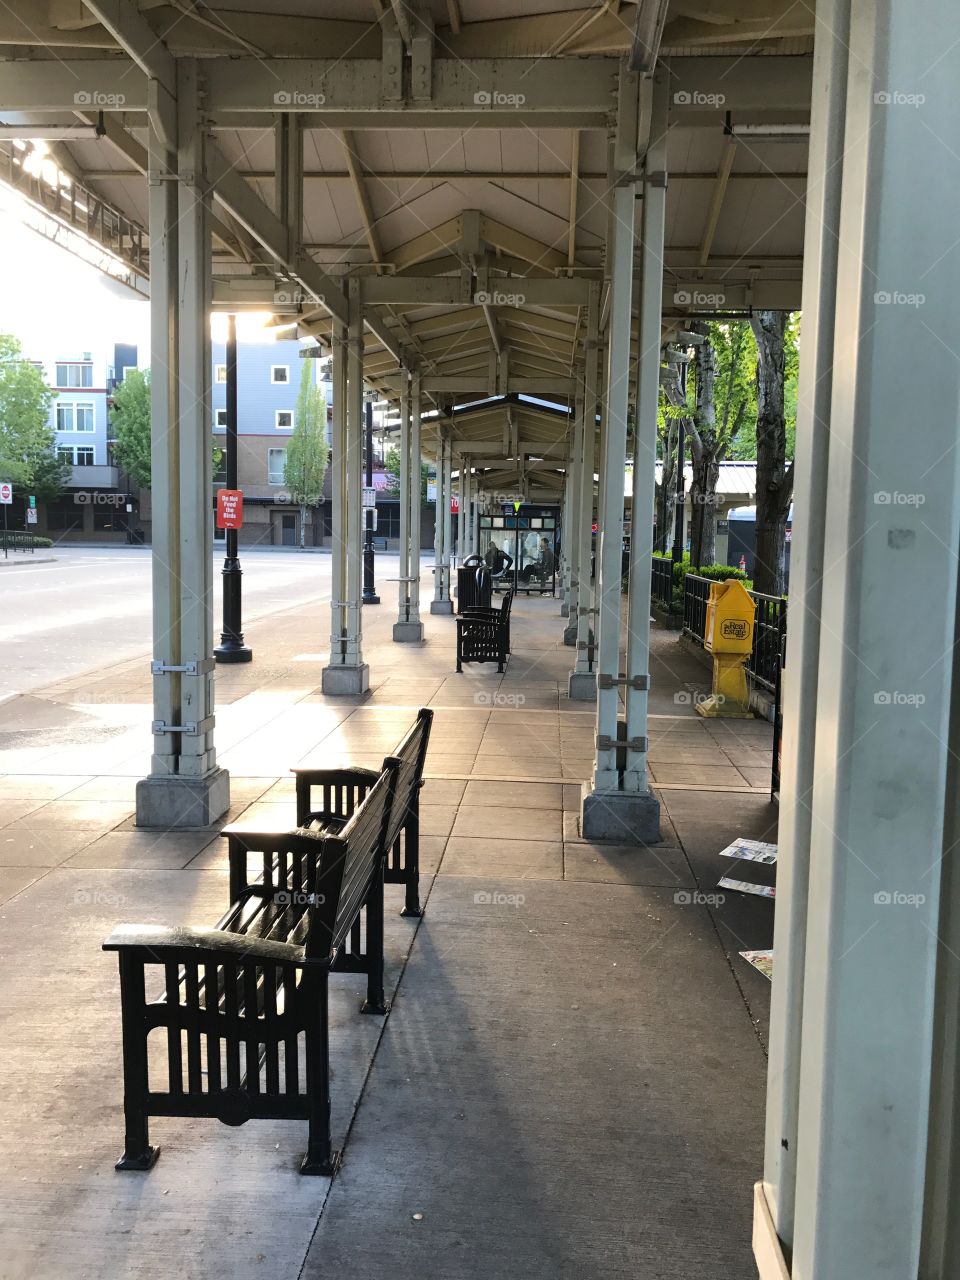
[321,664,370,695]
[568,671,596,701]
[136,768,230,830]
[580,785,661,844]
[430,600,454,615]
[393,620,425,642]
[560,602,570,618]
[563,624,578,646]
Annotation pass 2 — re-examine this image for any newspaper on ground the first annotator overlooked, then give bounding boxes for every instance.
[719,876,775,899]
[718,837,778,865]
[740,949,774,980]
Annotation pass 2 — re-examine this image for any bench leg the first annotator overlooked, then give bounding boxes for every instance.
[114,952,160,1171]
[301,970,340,1176]
[400,804,422,918]
[360,860,387,1015]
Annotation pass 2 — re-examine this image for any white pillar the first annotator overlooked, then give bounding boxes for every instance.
[563,377,585,642]
[431,429,453,614]
[409,370,423,624]
[443,440,454,596]
[755,3,960,1276]
[621,71,666,836]
[759,0,849,1250]
[395,369,424,641]
[324,323,348,672]
[569,282,601,697]
[137,61,228,828]
[322,282,368,692]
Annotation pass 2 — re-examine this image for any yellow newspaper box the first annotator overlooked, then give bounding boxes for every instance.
[698,579,755,717]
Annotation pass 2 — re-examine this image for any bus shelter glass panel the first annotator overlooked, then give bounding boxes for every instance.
[478,505,560,595]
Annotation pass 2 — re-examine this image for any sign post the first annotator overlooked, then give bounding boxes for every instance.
[214,314,252,663]
[0,481,12,559]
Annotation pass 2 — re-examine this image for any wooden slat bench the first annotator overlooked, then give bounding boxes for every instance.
[103,756,403,1177]
[456,589,513,673]
[294,707,433,918]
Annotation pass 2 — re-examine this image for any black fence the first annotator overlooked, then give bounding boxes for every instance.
[651,556,675,607]
[748,591,787,693]
[681,573,787,695]
[0,531,40,555]
[682,573,712,643]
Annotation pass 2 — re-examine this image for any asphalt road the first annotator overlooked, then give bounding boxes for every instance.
[0,545,350,701]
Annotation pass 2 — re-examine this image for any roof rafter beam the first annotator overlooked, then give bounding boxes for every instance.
[81,0,175,99]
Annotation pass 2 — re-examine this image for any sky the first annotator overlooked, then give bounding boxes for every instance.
[0,183,151,359]
[0,182,289,360]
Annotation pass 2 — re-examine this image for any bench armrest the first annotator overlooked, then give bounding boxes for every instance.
[292,765,382,825]
[102,922,306,965]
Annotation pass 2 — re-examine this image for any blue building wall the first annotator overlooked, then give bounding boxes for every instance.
[210,338,331,440]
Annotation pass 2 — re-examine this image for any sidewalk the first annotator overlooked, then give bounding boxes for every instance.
[0,577,775,1279]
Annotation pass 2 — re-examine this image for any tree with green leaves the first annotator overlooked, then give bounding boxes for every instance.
[109,367,152,487]
[750,311,798,596]
[0,334,65,499]
[686,320,756,567]
[384,443,429,503]
[284,360,329,548]
[110,367,224,491]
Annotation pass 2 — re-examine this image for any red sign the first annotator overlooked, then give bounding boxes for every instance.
[451,495,460,514]
[216,489,243,529]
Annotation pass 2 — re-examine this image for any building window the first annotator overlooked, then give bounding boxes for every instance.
[275,409,293,430]
[55,362,93,388]
[214,408,228,430]
[271,365,289,385]
[76,446,94,466]
[215,365,227,383]
[56,401,95,433]
[267,448,286,485]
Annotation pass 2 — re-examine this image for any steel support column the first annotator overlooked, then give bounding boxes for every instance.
[322,280,368,692]
[581,109,644,837]
[621,73,666,836]
[431,429,453,614]
[394,367,423,641]
[755,2,960,1276]
[137,62,229,828]
[569,283,601,697]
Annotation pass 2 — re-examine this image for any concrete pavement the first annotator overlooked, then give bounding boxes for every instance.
[0,574,775,1279]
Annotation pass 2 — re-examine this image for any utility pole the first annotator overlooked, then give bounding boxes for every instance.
[214,314,252,663]
[362,397,380,604]
[672,362,687,563]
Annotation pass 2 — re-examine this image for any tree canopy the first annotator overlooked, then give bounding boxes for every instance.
[0,334,65,500]
[283,361,329,547]
[109,367,152,487]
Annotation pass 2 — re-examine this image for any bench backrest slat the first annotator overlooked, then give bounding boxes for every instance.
[306,759,400,958]
[382,707,433,850]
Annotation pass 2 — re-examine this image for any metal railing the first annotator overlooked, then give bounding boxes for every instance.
[680,572,787,695]
[0,531,40,555]
[682,573,711,642]
[748,591,787,693]
[651,556,675,607]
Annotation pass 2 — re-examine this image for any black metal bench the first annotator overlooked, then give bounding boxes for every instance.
[103,757,403,1178]
[456,589,513,673]
[294,707,433,918]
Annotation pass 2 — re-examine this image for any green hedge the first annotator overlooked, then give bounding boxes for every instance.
[652,551,752,590]
[1,533,53,549]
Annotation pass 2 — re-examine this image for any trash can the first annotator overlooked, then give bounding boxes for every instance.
[456,555,493,613]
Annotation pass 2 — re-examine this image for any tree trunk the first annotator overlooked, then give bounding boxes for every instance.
[299,502,307,549]
[751,311,793,596]
[688,329,721,568]
[659,418,678,555]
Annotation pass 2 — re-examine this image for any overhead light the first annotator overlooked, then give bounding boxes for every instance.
[630,0,669,74]
[724,113,810,143]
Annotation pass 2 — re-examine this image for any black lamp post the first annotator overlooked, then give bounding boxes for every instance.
[362,396,380,604]
[214,313,252,663]
[672,362,687,564]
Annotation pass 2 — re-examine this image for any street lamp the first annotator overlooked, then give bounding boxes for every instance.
[214,313,252,663]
